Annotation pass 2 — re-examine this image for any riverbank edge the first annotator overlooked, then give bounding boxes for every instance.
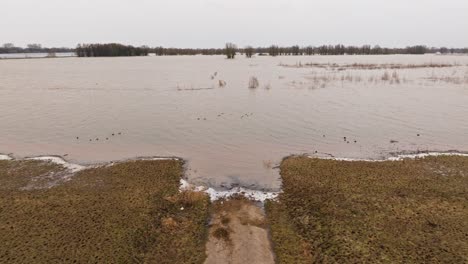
[2,150,468,202]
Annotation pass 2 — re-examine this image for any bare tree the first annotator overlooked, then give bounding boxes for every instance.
[248,76,259,89]
[225,43,237,59]
[27,44,42,49]
[291,45,300,55]
[245,46,254,58]
[2,43,15,49]
[269,45,279,56]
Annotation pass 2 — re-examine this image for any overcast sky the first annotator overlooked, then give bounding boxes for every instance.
[2,0,467,48]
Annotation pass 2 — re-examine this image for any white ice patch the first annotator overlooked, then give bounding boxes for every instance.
[27,156,85,173]
[0,154,13,160]
[387,152,468,161]
[142,157,180,161]
[309,152,468,162]
[180,179,279,202]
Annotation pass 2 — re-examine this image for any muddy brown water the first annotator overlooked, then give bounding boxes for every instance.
[1,55,468,190]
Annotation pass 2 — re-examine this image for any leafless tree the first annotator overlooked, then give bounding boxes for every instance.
[27,44,42,49]
[225,43,237,59]
[2,43,15,49]
[245,46,254,58]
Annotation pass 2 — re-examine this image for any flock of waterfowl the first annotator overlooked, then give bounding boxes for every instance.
[195,112,254,121]
[76,132,122,142]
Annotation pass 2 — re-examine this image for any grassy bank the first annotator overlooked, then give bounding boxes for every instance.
[0,159,209,263]
[266,156,468,263]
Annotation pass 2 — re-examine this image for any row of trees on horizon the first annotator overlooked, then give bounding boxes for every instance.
[75,43,148,57]
[0,43,74,54]
[149,44,468,58]
[2,42,468,57]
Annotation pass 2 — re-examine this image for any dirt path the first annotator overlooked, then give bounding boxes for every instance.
[204,199,275,264]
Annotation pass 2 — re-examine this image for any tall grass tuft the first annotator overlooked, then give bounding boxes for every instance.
[248,76,259,89]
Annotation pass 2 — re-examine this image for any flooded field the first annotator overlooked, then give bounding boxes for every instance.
[1,55,468,190]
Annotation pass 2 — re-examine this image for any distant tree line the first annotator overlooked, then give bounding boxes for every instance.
[76,43,149,57]
[257,45,467,56]
[0,43,74,54]
[2,42,468,57]
[150,46,225,56]
[149,44,468,57]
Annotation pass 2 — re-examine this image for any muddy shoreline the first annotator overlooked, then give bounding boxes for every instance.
[3,151,467,263]
[2,149,468,201]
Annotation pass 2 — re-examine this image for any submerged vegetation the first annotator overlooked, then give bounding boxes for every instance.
[248,76,260,89]
[266,156,468,263]
[0,159,209,263]
[245,46,254,58]
[280,62,460,70]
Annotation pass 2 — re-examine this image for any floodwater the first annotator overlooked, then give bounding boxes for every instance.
[1,55,468,190]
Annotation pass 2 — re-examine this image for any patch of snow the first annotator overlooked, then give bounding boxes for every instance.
[136,156,180,161]
[27,156,85,173]
[309,152,468,162]
[180,179,279,202]
[0,154,13,160]
[387,152,468,161]
[148,157,180,161]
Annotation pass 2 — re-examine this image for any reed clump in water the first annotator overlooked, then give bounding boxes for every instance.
[248,76,259,89]
[218,80,227,87]
[280,62,459,70]
[299,70,408,89]
[424,73,468,85]
[380,70,401,84]
[266,155,468,263]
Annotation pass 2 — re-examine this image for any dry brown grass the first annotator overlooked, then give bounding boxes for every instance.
[213,227,231,242]
[266,155,468,264]
[0,159,210,264]
[0,160,63,190]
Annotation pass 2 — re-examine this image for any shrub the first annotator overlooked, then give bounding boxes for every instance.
[248,76,259,89]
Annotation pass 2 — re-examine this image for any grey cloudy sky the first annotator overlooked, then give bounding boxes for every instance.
[2,0,468,48]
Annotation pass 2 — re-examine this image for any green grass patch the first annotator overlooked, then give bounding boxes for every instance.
[266,156,468,263]
[0,159,210,263]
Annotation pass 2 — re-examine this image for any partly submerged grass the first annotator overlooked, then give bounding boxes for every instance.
[0,160,63,190]
[0,159,210,263]
[280,62,459,70]
[266,156,468,263]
